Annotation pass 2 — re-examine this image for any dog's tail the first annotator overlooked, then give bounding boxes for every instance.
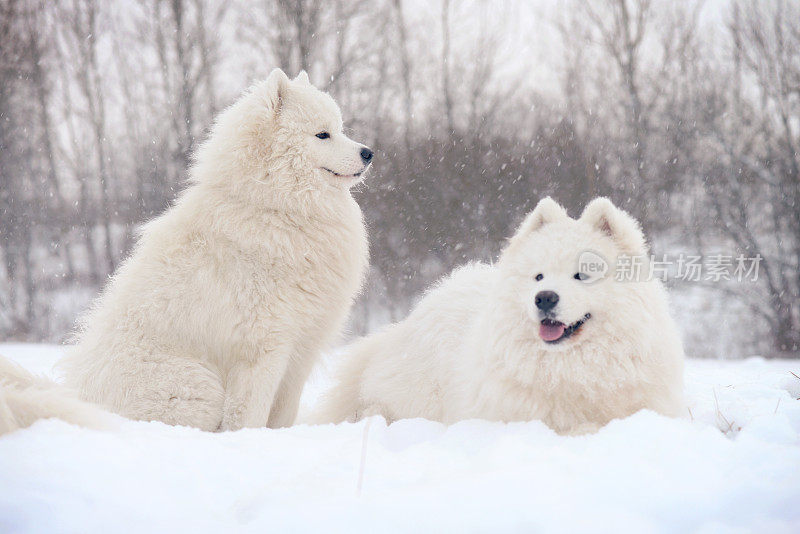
[305,335,380,425]
[0,355,115,436]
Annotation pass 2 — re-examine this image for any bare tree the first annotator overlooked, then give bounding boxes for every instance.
[392,0,414,158]
[581,0,654,224]
[143,0,227,199]
[25,2,77,280]
[60,0,116,273]
[440,0,454,134]
[241,0,324,74]
[0,0,53,336]
[701,0,800,354]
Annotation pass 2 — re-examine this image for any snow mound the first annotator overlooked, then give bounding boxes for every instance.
[1,345,798,533]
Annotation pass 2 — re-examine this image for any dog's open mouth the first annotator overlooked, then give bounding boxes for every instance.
[322,167,364,179]
[539,313,591,344]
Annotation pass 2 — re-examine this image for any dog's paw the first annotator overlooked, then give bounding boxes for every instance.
[219,398,246,432]
[565,422,601,436]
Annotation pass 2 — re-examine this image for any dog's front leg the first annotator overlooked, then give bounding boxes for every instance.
[220,351,291,431]
[266,351,316,428]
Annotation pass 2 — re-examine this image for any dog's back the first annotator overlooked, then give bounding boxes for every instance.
[311,263,495,424]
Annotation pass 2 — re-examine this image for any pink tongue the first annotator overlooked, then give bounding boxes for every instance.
[539,322,566,341]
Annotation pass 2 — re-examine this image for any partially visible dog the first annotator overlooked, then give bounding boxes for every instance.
[0,357,115,435]
[0,68,373,434]
[313,198,685,434]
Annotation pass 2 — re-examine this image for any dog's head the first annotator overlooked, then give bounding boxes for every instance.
[497,197,650,351]
[198,68,373,193]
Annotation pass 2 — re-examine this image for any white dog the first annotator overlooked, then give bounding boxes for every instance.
[13,68,374,433]
[314,198,685,434]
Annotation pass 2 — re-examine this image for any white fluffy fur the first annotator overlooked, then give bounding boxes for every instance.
[51,69,370,431]
[313,198,685,434]
[0,356,117,435]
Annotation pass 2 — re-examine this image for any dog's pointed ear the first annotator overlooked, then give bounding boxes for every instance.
[580,197,648,255]
[294,70,310,85]
[514,197,569,238]
[263,68,290,115]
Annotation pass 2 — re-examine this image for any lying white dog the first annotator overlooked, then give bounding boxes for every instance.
[24,68,372,433]
[314,198,685,434]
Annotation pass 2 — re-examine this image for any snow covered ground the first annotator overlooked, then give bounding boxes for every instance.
[1,344,799,533]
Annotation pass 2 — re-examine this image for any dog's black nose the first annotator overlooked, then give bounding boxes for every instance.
[360,147,374,163]
[535,290,559,312]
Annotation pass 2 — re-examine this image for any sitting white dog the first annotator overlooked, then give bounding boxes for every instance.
[314,198,685,434]
[50,69,372,432]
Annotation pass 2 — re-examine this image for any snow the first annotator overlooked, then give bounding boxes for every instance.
[1,344,799,533]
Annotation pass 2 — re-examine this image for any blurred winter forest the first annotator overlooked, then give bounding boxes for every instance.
[0,0,798,358]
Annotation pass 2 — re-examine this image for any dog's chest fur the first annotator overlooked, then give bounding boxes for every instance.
[467,338,653,432]
[212,194,368,360]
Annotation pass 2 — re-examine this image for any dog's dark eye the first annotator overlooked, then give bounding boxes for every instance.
[535,273,544,281]
[574,272,589,281]
[315,132,330,139]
